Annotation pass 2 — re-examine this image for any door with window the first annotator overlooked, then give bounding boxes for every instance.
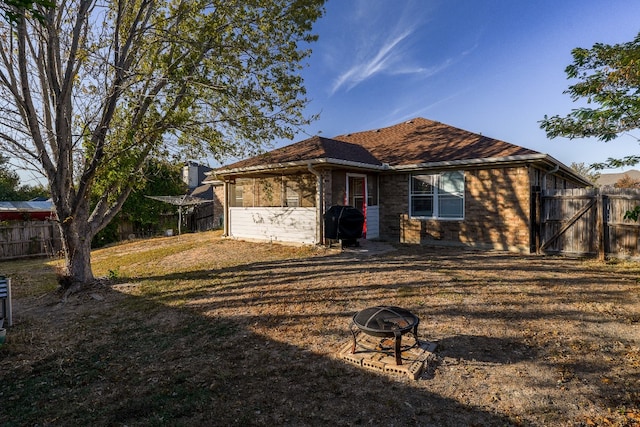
[346,174,367,238]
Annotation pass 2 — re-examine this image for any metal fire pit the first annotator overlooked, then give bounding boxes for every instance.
[350,306,419,365]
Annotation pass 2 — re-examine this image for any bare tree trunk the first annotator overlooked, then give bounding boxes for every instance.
[58,205,95,289]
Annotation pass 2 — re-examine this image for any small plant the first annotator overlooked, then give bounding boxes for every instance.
[624,206,640,222]
[107,268,120,281]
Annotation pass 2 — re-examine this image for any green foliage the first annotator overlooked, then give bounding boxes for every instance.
[624,206,640,222]
[542,32,640,221]
[0,0,54,23]
[0,153,20,200]
[92,159,186,247]
[541,31,640,143]
[569,162,600,184]
[121,161,186,226]
[107,267,120,281]
[0,154,49,200]
[0,0,325,283]
[591,155,640,170]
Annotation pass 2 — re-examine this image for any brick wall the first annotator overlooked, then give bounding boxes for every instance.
[330,170,346,206]
[224,163,586,252]
[380,166,533,252]
[212,184,225,228]
[379,172,409,240]
[462,167,532,251]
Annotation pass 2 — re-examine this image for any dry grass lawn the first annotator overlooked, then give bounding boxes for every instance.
[1,230,639,426]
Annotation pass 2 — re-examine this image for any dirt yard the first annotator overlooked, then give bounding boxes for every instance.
[1,232,639,426]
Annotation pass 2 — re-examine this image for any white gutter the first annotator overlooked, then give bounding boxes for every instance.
[393,153,590,187]
[390,154,549,170]
[214,154,551,177]
[212,157,385,176]
[211,153,591,187]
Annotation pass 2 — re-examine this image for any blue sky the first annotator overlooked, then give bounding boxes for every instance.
[13,1,640,186]
[281,0,640,172]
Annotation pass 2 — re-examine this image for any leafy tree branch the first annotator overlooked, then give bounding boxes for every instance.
[0,0,325,287]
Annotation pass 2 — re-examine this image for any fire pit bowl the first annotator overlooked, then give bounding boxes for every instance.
[350,306,419,365]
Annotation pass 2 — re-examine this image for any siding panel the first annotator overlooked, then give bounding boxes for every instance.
[229,207,317,244]
[366,206,380,239]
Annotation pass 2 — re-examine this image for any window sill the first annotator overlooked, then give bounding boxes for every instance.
[409,216,464,221]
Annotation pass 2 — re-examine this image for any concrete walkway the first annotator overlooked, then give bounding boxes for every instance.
[339,239,397,257]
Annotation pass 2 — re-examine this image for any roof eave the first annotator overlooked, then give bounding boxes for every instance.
[389,153,545,170]
[391,153,592,186]
[204,153,591,187]
[206,158,385,180]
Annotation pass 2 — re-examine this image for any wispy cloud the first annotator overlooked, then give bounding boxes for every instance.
[326,2,480,97]
[330,28,415,94]
[327,1,449,96]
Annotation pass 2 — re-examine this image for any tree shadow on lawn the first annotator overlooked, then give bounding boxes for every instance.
[118,248,640,424]
[129,248,639,315]
[435,335,536,365]
[0,285,519,427]
[3,246,638,426]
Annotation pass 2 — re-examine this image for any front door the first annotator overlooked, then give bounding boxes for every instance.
[347,174,367,238]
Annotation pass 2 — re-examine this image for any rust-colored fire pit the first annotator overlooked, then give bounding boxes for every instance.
[350,306,420,365]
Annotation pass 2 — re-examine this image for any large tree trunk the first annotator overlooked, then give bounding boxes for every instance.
[0,0,324,296]
[58,207,95,288]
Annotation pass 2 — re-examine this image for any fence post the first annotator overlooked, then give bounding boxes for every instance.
[530,186,541,253]
[538,188,544,254]
[596,190,605,261]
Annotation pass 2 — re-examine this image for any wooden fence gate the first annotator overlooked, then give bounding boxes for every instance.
[536,188,640,259]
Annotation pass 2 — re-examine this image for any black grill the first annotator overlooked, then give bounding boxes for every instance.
[324,205,364,243]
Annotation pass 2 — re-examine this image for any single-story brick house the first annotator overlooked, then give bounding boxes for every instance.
[206,118,591,252]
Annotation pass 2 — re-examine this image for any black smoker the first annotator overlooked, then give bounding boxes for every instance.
[324,205,364,247]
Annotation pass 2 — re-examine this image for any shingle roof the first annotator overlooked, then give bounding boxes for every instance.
[220,135,381,170]
[333,118,537,166]
[215,117,542,174]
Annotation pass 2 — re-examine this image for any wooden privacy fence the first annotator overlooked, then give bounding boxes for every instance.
[536,188,640,259]
[186,203,218,232]
[0,221,62,260]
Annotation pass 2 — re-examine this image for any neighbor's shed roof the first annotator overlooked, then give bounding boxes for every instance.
[0,200,54,212]
[0,200,55,221]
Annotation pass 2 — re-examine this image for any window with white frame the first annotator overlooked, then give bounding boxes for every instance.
[285,184,300,207]
[410,171,464,219]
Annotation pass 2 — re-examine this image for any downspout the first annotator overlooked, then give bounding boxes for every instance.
[308,163,324,245]
[223,180,230,237]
